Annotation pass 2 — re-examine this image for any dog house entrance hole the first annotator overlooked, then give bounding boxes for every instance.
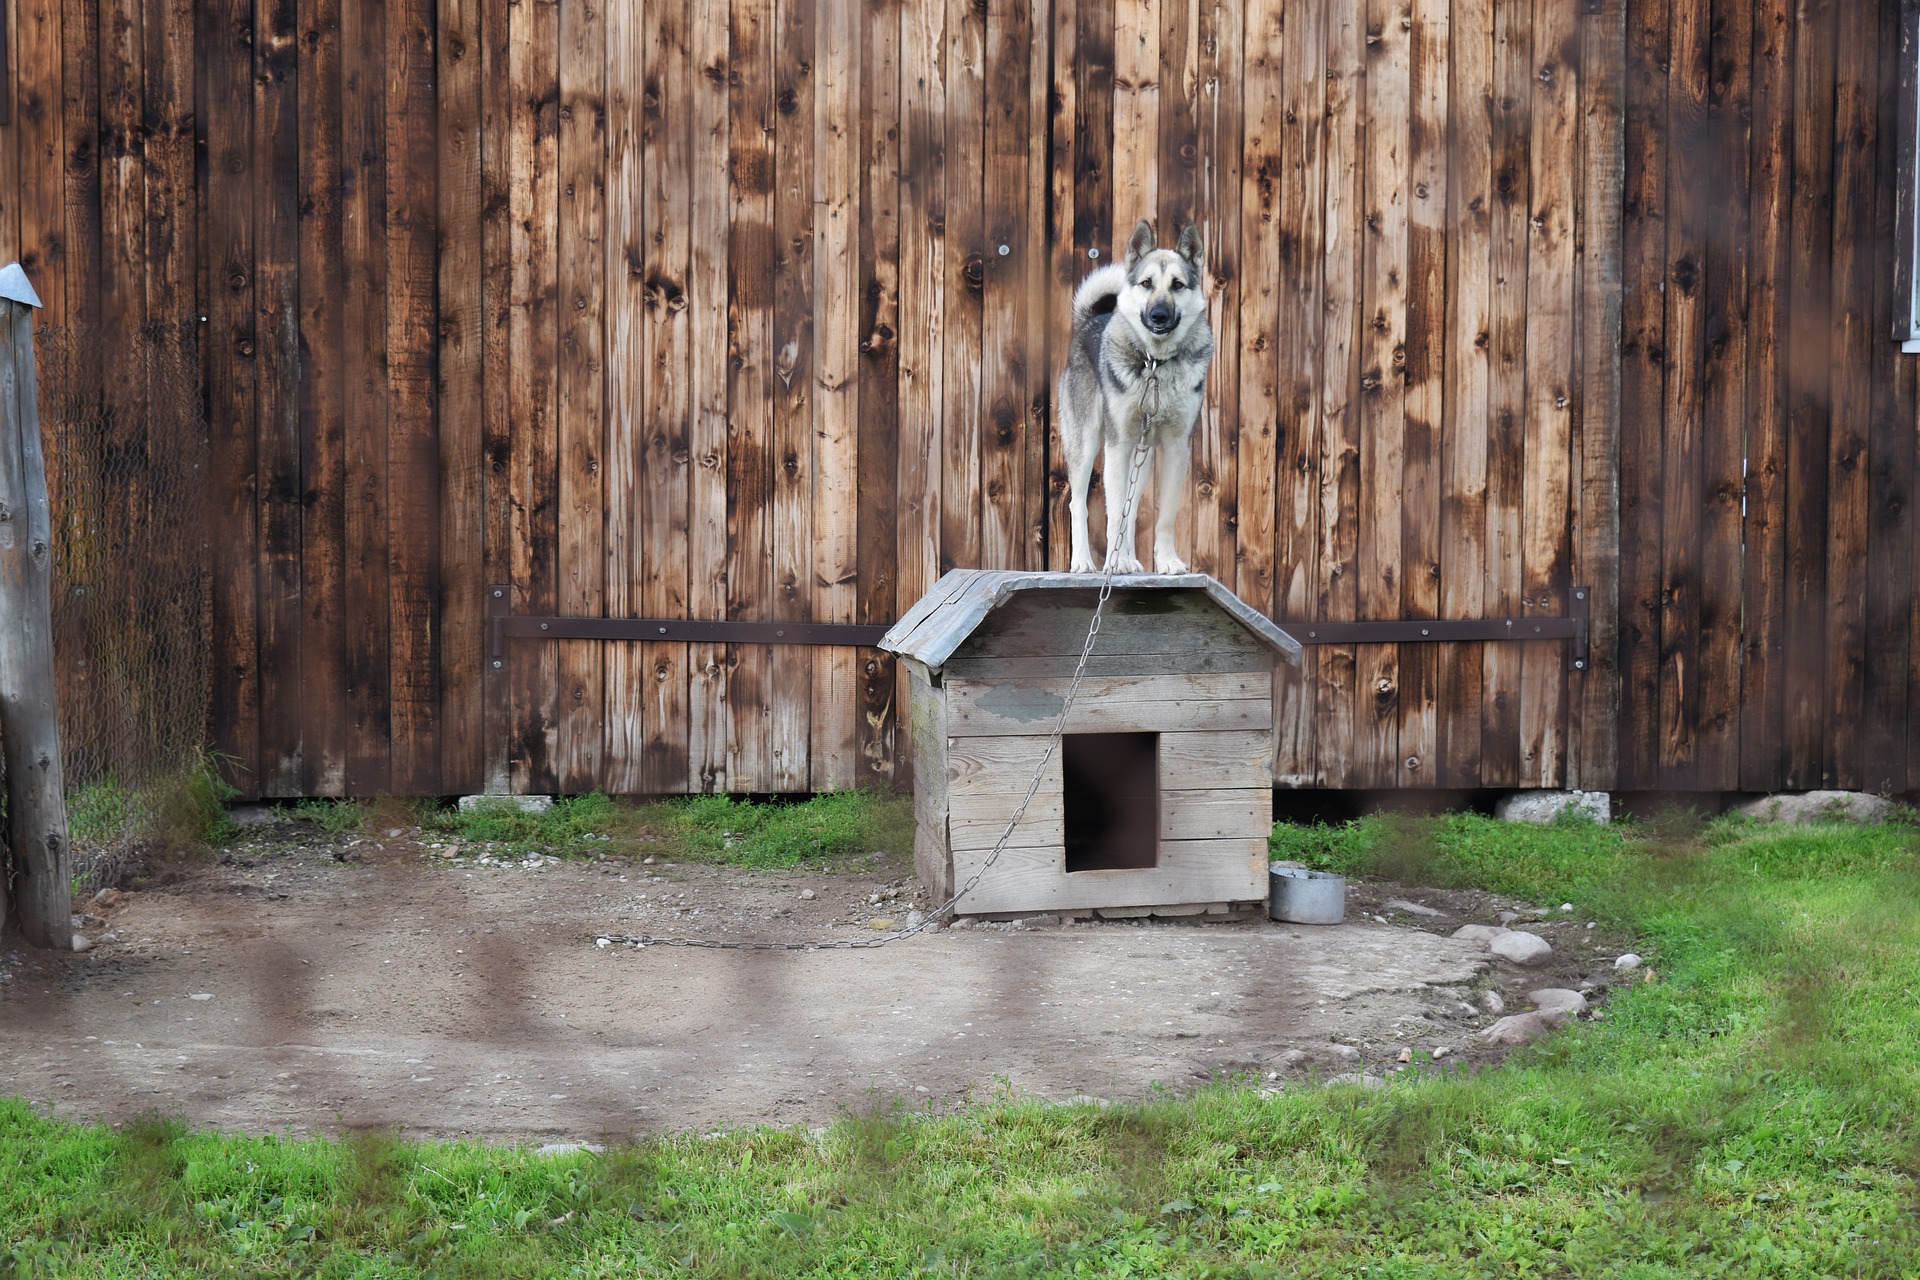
[1062,732,1159,872]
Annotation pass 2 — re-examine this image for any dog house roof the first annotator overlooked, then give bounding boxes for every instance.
[880,569,1303,672]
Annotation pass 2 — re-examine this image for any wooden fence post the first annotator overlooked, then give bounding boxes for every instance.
[0,262,72,951]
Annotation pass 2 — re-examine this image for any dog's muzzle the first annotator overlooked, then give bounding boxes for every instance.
[1143,308,1176,335]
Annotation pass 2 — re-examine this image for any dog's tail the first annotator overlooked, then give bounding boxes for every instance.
[1071,264,1129,328]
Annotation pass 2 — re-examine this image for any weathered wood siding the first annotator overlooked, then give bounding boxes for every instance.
[0,0,1911,795]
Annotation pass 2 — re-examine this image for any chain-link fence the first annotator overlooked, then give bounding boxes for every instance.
[28,321,211,886]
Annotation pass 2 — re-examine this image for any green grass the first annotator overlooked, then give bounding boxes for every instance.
[423,790,914,870]
[7,815,1920,1277]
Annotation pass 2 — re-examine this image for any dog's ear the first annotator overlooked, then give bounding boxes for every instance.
[1125,220,1156,270]
[1176,223,1205,270]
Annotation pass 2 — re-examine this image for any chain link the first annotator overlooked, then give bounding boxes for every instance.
[594,437,1159,953]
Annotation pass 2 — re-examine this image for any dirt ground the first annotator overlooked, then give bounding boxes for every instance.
[1,816,1641,1143]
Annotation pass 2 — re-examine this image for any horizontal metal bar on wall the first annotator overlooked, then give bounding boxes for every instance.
[1277,587,1591,672]
[487,586,889,667]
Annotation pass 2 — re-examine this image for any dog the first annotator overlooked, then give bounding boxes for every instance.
[1057,219,1214,575]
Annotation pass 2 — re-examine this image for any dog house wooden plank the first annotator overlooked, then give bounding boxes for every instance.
[950,837,1267,915]
[947,787,1268,851]
[909,671,951,895]
[940,648,1271,680]
[952,590,1268,658]
[1157,732,1275,790]
[943,672,1273,737]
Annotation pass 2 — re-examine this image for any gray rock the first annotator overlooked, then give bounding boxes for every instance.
[1277,1049,1311,1071]
[798,888,816,901]
[1480,990,1505,1015]
[1452,924,1511,943]
[1479,1012,1553,1045]
[906,910,926,928]
[70,934,92,953]
[1496,910,1521,925]
[1383,898,1447,918]
[1495,789,1611,825]
[1529,988,1587,1019]
[1488,931,1553,966]
[1614,953,1643,972]
[1730,791,1891,825]
[457,794,553,814]
[947,917,976,931]
[1327,1043,1362,1063]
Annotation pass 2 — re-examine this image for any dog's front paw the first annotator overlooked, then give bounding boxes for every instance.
[1068,552,1099,574]
[1106,552,1146,574]
[1154,553,1190,574]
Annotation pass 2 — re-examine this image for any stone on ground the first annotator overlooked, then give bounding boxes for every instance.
[1495,789,1612,824]
[1729,791,1891,825]
[457,794,553,814]
[1488,930,1553,966]
[1614,952,1643,972]
[1451,924,1510,943]
[1479,1012,1553,1046]
[1529,988,1587,1024]
[1383,898,1447,918]
[1479,990,1505,1015]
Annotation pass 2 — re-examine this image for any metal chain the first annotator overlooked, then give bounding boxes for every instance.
[593,438,1159,953]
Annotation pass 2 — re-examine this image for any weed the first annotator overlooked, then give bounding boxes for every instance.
[291,798,371,835]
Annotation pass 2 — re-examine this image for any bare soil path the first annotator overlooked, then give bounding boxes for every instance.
[2,819,1634,1142]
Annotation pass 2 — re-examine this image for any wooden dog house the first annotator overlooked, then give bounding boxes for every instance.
[881,571,1303,918]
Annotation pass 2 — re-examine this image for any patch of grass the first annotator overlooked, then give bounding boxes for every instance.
[7,818,1919,1276]
[63,753,243,893]
[423,790,913,870]
[290,798,372,835]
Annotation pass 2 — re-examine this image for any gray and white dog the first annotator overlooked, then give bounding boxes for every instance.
[1057,219,1214,575]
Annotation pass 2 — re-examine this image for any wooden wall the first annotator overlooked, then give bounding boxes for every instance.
[0,0,1911,797]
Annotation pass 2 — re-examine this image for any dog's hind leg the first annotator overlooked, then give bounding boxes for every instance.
[1102,434,1147,574]
[1064,420,1100,573]
[1151,440,1192,574]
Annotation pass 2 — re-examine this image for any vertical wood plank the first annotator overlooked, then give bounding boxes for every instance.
[810,0,858,789]
[1480,0,1531,786]
[388,0,442,795]
[1356,0,1410,788]
[978,0,1029,573]
[509,0,559,792]
[257,0,305,790]
[297,0,347,802]
[640,0,691,794]
[1112,0,1160,227]
[895,0,945,786]
[687,0,731,792]
[1271,0,1324,786]
[1865,0,1915,794]
[1062,0,1114,569]
[1693,0,1750,790]
[1738,0,1791,791]
[1617,0,1667,788]
[202,0,258,791]
[1196,0,1242,586]
[1822,0,1873,790]
[1438,0,1493,788]
[603,0,645,792]
[1573,0,1626,790]
[438,0,485,794]
[18,0,65,323]
[856,0,901,784]
[1519,0,1575,787]
[1401,0,1448,785]
[480,0,514,791]
[554,0,607,793]
[141,0,194,323]
[727,0,777,790]
[96,0,144,351]
[341,0,392,794]
[1043,0,1078,573]
[769,0,815,789]
[939,0,982,577]
[61,0,101,330]
[1315,0,1363,787]
[1782,0,1833,787]
[1655,0,1706,787]
[1237,0,1283,768]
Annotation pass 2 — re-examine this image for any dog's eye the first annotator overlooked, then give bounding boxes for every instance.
[1170,280,1186,291]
